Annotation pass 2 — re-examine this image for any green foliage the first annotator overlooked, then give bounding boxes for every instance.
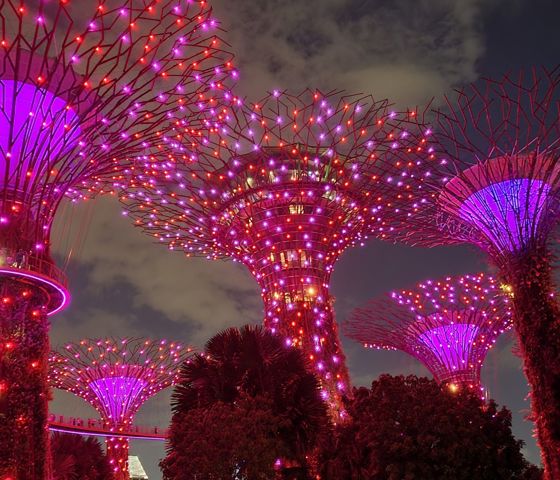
[51,432,111,480]
[320,375,539,480]
[162,325,329,479]
[162,394,288,479]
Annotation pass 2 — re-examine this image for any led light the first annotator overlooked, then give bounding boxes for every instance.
[345,273,512,391]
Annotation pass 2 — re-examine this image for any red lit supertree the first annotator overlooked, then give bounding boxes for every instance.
[0,2,234,477]
[119,89,431,417]
[376,68,560,478]
[49,338,195,480]
[344,273,512,395]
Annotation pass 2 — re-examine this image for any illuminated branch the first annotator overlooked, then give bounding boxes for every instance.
[49,337,195,479]
[119,88,432,417]
[380,67,560,258]
[375,67,560,479]
[345,273,512,393]
[0,2,234,477]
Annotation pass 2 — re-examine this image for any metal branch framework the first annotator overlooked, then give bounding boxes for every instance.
[119,88,433,417]
[345,273,512,392]
[0,0,235,285]
[379,67,560,260]
[0,2,234,476]
[371,67,560,479]
[49,337,195,480]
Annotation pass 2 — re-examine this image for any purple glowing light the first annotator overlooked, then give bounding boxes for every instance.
[457,178,552,252]
[1,80,80,186]
[345,273,511,390]
[89,376,148,423]
[417,322,479,375]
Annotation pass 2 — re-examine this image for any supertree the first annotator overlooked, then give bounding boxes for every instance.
[0,1,234,477]
[119,89,431,417]
[49,337,195,480]
[344,273,512,394]
[375,67,560,477]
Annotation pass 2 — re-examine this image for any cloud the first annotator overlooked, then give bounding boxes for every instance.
[53,197,262,347]
[50,0,512,350]
[50,309,145,347]
[214,0,508,104]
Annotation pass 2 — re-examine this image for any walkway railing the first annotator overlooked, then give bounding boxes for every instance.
[0,250,68,287]
[48,414,168,441]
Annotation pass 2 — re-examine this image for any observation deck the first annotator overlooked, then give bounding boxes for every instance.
[0,250,69,315]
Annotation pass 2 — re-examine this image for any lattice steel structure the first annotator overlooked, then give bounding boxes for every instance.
[0,2,234,477]
[49,338,195,480]
[376,68,560,478]
[345,273,512,394]
[119,89,432,417]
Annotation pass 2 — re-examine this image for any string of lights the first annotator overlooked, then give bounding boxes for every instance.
[0,1,235,477]
[345,273,512,395]
[49,337,195,480]
[374,67,560,478]
[119,88,433,417]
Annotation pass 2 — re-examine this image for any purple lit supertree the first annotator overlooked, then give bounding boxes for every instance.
[0,2,234,477]
[49,338,195,480]
[377,68,560,478]
[344,273,512,394]
[118,89,431,417]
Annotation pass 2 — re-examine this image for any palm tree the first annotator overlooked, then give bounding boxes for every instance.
[171,325,329,477]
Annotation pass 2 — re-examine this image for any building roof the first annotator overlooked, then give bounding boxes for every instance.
[128,456,149,479]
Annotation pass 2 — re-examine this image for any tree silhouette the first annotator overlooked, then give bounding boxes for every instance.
[163,325,329,479]
[321,375,538,480]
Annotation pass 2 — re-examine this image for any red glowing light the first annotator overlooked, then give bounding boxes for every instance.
[120,89,431,416]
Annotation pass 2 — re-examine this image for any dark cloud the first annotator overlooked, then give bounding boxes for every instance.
[214,0,514,104]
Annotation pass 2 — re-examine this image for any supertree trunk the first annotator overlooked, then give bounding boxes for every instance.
[106,433,130,480]
[0,279,50,480]
[504,245,560,480]
[260,273,349,418]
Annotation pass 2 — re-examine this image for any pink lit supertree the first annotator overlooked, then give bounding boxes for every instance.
[49,338,195,480]
[119,89,431,417]
[0,1,234,477]
[344,273,512,394]
[376,68,560,477]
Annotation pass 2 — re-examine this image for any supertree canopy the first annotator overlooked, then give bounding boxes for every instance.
[49,338,195,480]
[119,89,432,417]
[0,2,234,477]
[344,273,512,394]
[375,67,560,478]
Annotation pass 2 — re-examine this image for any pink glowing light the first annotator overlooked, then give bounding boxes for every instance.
[1,0,237,321]
[371,70,560,260]
[89,376,148,423]
[438,155,560,255]
[49,338,195,426]
[120,89,431,415]
[0,80,82,188]
[417,322,479,376]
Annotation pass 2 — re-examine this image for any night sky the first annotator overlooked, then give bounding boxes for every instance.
[49,1,560,478]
